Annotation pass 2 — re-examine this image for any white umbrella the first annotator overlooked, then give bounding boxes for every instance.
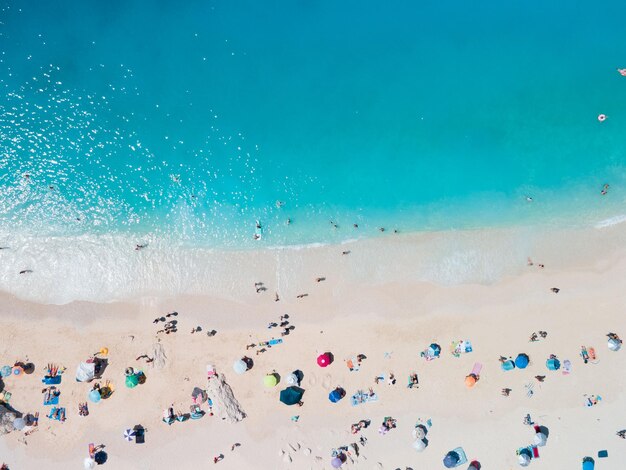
[534,432,547,447]
[233,359,247,375]
[608,338,621,351]
[412,426,426,440]
[412,439,427,452]
[12,417,26,431]
[84,457,96,469]
[123,429,135,442]
[285,373,298,386]
[518,453,531,467]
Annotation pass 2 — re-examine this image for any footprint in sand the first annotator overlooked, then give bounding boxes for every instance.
[308,373,318,386]
[321,374,332,390]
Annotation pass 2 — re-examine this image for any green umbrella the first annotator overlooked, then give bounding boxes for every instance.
[264,374,278,387]
[125,374,139,388]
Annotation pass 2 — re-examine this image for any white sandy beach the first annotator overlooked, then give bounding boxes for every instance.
[1,224,626,469]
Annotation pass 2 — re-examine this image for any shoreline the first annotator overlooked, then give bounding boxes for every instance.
[1,220,626,306]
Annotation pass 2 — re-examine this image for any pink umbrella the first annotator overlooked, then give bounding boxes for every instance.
[317,353,332,368]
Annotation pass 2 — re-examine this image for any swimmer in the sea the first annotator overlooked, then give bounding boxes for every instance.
[135,244,147,251]
[601,183,609,195]
[19,269,33,274]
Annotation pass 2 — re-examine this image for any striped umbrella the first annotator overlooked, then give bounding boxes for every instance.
[123,429,135,442]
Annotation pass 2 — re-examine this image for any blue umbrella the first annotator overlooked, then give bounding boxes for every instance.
[88,389,101,403]
[0,365,11,377]
[444,451,460,468]
[515,354,530,369]
[546,358,560,371]
[328,389,344,403]
[501,360,515,371]
[429,344,442,357]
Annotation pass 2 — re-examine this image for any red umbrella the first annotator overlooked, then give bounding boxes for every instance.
[317,353,332,367]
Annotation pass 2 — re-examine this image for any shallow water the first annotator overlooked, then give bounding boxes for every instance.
[1,0,626,301]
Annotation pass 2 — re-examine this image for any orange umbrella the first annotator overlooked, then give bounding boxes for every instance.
[464,374,476,388]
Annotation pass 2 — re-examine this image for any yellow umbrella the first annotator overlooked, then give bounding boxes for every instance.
[99,347,109,356]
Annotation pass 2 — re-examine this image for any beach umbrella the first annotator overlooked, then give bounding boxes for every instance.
[328,389,343,403]
[465,375,477,388]
[412,439,427,452]
[12,366,23,378]
[125,374,139,388]
[429,344,442,357]
[123,429,135,442]
[279,386,304,406]
[285,373,298,386]
[444,451,460,468]
[233,359,248,375]
[99,347,109,356]
[582,457,595,470]
[264,374,278,387]
[515,354,530,369]
[76,361,96,382]
[518,453,531,466]
[12,417,26,431]
[501,360,515,371]
[83,457,96,469]
[317,353,331,368]
[330,455,345,468]
[546,358,560,371]
[534,432,547,447]
[412,426,426,440]
[88,389,102,403]
[608,338,621,351]
[0,365,11,377]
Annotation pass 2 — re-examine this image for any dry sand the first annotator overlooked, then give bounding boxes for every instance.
[1,225,625,469]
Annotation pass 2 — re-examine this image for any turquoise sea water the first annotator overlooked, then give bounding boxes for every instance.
[2,0,626,250]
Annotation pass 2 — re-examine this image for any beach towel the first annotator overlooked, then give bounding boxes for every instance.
[451,340,473,357]
[471,363,482,376]
[350,390,378,406]
[47,407,65,422]
[42,376,62,385]
[259,338,283,347]
[43,395,59,406]
[525,382,535,398]
[562,359,572,375]
[346,358,360,372]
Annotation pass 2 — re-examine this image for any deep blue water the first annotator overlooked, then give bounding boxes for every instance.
[2,0,626,247]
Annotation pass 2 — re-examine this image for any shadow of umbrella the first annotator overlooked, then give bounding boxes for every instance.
[133,425,146,444]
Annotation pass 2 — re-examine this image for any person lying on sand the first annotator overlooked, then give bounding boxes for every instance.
[501,388,512,397]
